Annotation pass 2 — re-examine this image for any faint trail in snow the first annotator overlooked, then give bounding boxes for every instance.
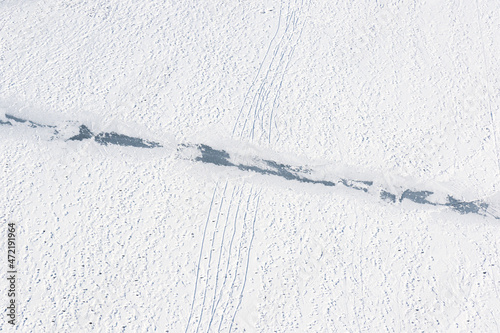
[229,191,261,332]
[212,186,245,313]
[195,182,228,333]
[185,183,219,333]
[489,246,500,320]
[218,188,256,332]
[354,207,367,331]
[206,185,239,332]
[491,310,500,332]
[183,182,260,332]
[232,0,310,145]
[268,16,303,143]
[241,5,292,141]
[475,0,500,175]
[232,3,283,139]
[268,3,308,144]
[208,185,246,332]
[218,188,252,331]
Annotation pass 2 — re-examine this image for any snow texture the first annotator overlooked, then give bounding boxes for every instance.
[1,0,500,332]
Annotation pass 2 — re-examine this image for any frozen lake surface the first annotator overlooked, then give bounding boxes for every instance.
[1,0,500,331]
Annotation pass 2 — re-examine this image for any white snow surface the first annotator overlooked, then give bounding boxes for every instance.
[1,0,500,331]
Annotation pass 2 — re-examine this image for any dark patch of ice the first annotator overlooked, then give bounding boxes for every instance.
[68,125,94,141]
[264,160,297,180]
[298,178,336,187]
[400,190,435,205]
[195,144,234,166]
[237,164,265,173]
[0,120,12,126]
[380,190,396,203]
[445,196,486,215]
[341,179,372,192]
[192,144,335,187]
[5,114,26,123]
[94,132,161,148]
[5,114,51,128]
[3,113,160,148]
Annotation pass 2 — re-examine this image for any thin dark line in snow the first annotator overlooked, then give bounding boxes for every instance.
[475,0,500,175]
[195,181,228,333]
[229,191,261,333]
[185,183,219,333]
[218,187,253,332]
[206,185,239,333]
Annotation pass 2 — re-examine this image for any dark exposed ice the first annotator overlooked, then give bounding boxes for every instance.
[263,160,298,180]
[397,190,492,216]
[5,113,51,128]
[94,132,161,148]
[68,125,94,141]
[185,144,498,218]
[2,114,497,219]
[380,190,396,203]
[193,144,336,186]
[195,144,234,166]
[400,190,435,205]
[66,124,161,148]
[341,179,372,192]
[445,196,487,215]
[5,114,26,123]
[4,114,160,148]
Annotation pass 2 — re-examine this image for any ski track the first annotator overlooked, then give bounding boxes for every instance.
[209,186,245,331]
[195,182,228,333]
[217,187,254,332]
[185,183,261,332]
[3,1,500,331]
[206,185,238,332]
[233,0,310,145]
[231,3,283,139]
[185,183,219,333]
[474,0,500,175]
[229,191,261,333]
